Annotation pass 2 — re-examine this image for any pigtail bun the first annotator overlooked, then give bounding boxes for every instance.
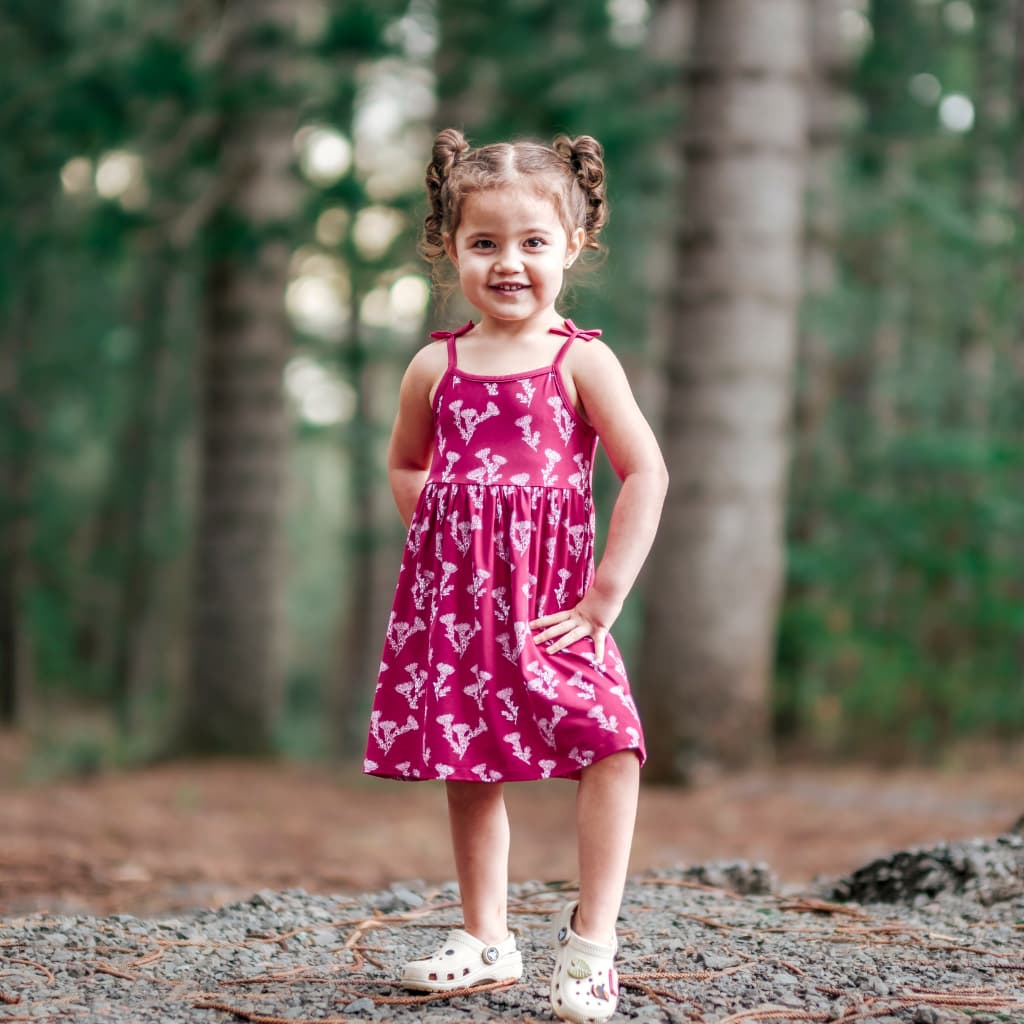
[422,128,471,261]
[553,134,607,250]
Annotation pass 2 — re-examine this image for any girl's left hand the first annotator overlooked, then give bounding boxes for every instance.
[529,590,622,664]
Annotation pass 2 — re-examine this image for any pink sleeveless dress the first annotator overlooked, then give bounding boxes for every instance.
[363,320,646,783]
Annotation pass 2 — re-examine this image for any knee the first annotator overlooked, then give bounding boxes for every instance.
[584,750,640,785]
[446,779,505,811]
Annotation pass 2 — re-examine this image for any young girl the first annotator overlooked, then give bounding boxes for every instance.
[363,128,667,1024]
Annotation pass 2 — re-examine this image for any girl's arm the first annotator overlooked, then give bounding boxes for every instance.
[387,344,447,528]
[531,339,669,661]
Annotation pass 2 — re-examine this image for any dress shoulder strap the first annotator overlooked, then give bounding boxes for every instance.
[550,319,602,367]
[429,320,476,369]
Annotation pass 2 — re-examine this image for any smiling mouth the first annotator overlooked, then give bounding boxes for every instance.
[491,283,528,292]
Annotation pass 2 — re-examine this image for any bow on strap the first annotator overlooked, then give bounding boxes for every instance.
[430,320,476,340]
[549,318,602,342]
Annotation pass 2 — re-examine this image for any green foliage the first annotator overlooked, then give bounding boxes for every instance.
[777,0,1024,759]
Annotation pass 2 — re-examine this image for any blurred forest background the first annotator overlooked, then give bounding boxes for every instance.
[2,0,1022,786]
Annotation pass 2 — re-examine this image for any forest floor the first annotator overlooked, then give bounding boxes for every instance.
[2,729,1022,917]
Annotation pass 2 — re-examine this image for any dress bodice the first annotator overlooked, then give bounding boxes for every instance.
[427,320,600,493]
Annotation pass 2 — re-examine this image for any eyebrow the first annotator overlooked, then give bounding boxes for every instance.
[464,228,553,240]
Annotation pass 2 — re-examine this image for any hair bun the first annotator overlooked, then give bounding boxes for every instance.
[423,128,471,261]
[432,128,470,179]
[553,134,607,247]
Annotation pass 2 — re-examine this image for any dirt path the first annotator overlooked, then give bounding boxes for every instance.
[2,756,1020,916]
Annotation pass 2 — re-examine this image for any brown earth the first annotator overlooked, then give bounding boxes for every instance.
[1,737,1021,917]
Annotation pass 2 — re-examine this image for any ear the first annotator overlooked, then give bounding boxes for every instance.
[564,227,585,268]
[444,233,459,267]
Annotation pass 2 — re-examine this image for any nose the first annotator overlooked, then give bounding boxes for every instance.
[494,246,523,272]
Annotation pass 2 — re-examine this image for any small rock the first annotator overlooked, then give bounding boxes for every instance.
[697,952,737,971]
[342,997,376,1014]
[389,887,425,909]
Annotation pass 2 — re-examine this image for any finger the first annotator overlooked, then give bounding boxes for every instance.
[546,624,587,653]
[530,611,571,629]
[534,618,578,645]
[593,630,606,665]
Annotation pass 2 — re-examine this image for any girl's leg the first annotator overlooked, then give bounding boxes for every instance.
[446,780,511,945]
[574,751,640,945]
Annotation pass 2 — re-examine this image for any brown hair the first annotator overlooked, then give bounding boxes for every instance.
[421,128,608,273]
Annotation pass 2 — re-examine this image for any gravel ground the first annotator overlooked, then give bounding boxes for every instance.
[3,837,1023,1024]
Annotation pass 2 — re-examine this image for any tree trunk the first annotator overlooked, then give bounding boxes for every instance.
[790,0,849,516]
[0,285,35,727]
[637,0,810,783]
[182,0,301,754]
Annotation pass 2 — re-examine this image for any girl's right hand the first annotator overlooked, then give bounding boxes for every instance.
[529,587,623,664]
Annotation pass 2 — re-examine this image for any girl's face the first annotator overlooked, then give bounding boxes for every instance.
[445,184,585,329]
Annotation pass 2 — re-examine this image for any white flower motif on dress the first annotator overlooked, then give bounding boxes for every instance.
[510,519,533,557]
[411,568,435,610]
[436,714,488,758]
[568,671,596,702]
[566,525,587,560]
[503,732,532,764]
[538,759,557,779]
[449,398,499,442]
[396,663,428,709]
[609,684,639,719]
[516,378,535,406]
[471,764,503,782]
[467,569,491,604]
[439,613,480,658]
[546,492,563,525]
[545,537,558,567]
[547,395,574,445]
[525,660,560,700]
[463,664,492,711]
[433,663,455,699]
[441,450,461,482]
[515,414,540,451]
[569,746,595,769]
[554,568,572,606]
[449,510,483,555]
[435,764,455,780]
[587,704,618,733]
[536,706,568,748]
[466,447,507,485]
[568,452,591,491]
[520,572,538,600]
[369,711,419,754]
[626,727,641,748]
[484,381,499,396]
[386,613,426,654]
[497,622,530,664]
[497,687,519,723]
[491,586,510,623]
[609,649,628,679]
[510,473,531,485]
[364,759,379,773]
[436,561,458,603]
[406,517,430,555]
[540,448,561,485]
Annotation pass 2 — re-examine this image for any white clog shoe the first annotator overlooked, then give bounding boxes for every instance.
[401,928,522,992]
[550,901,619,1023]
